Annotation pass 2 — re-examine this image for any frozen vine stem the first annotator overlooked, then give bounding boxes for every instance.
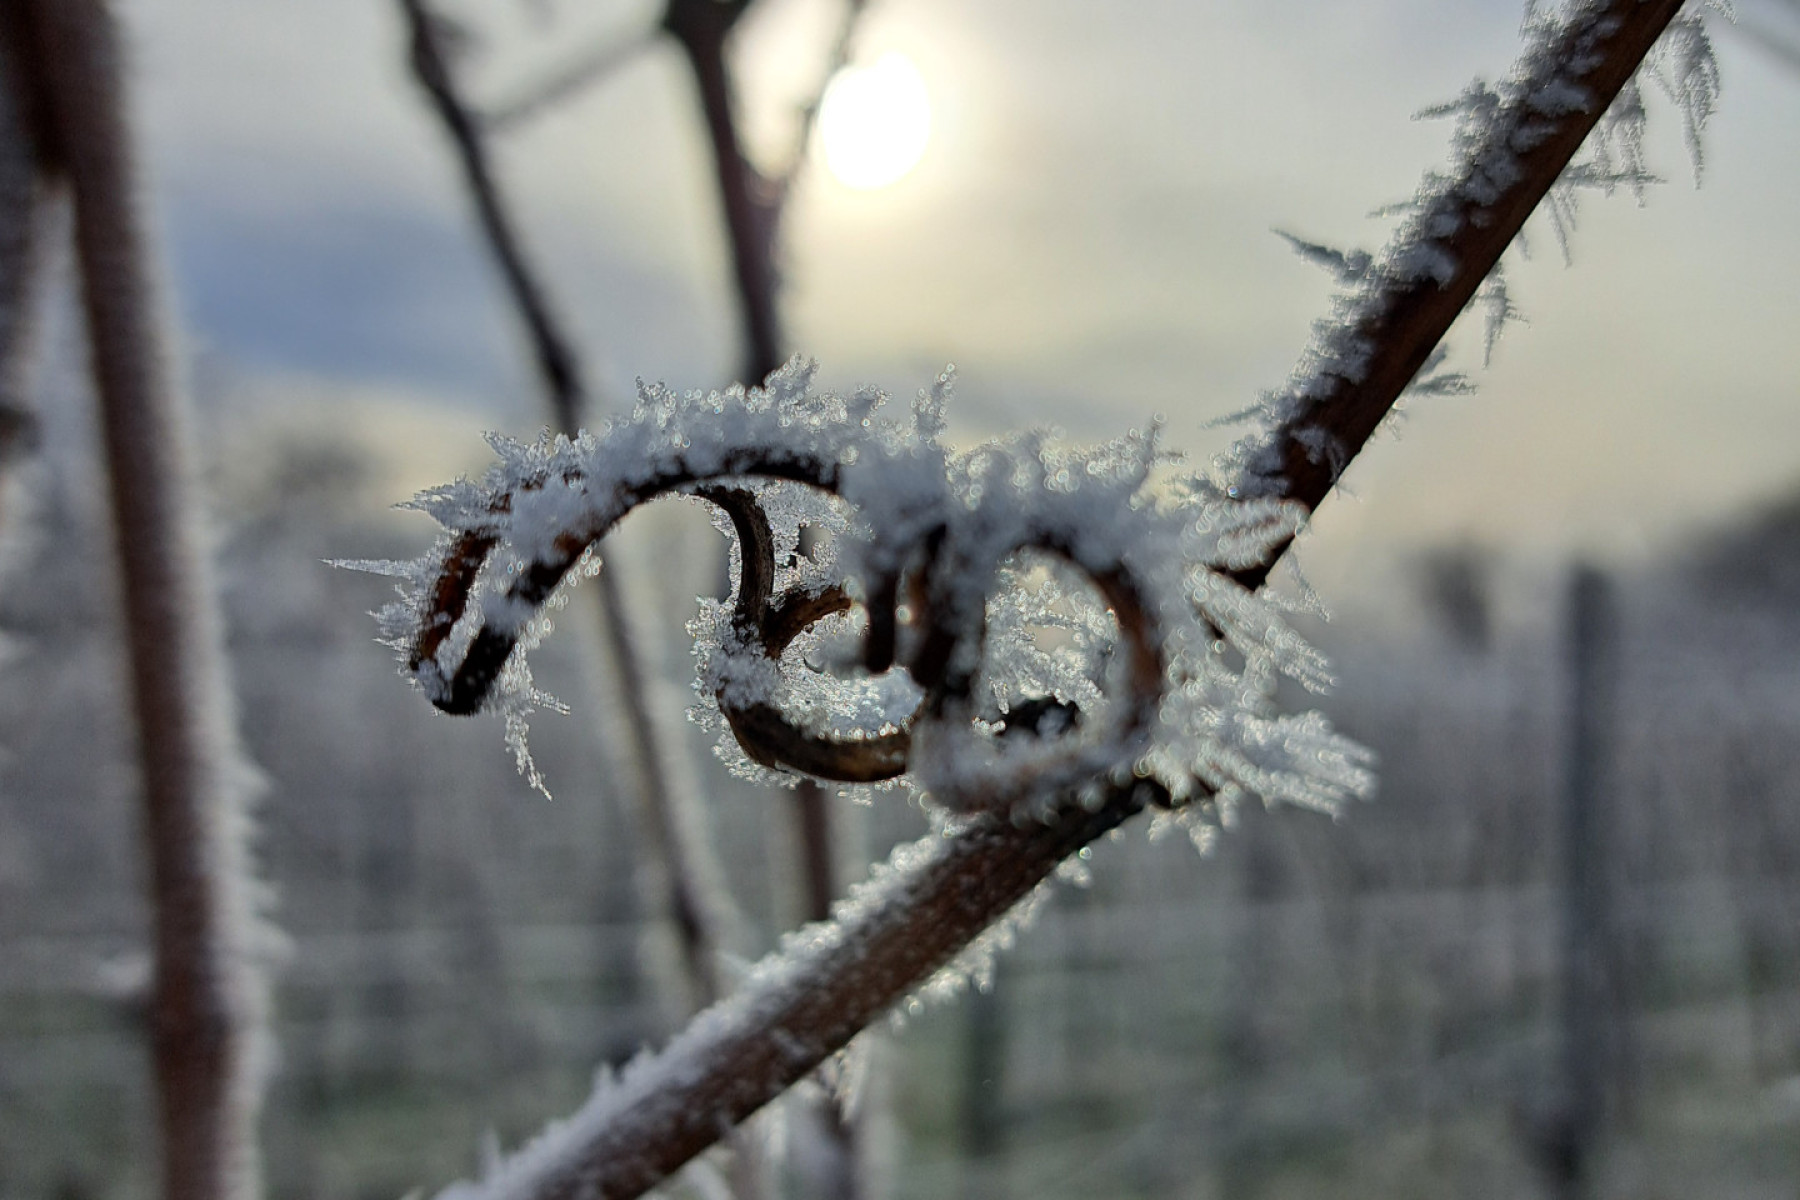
[4,4,273,1200]
[356,2,1718,1197]
[1224,0,1716,561]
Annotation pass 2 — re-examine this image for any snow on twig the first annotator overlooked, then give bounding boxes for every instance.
[436,784,1158,1200]
[1223,0,1702,590]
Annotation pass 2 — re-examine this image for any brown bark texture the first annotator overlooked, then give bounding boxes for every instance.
[17,4,271,1199]
[1228,0,1687,587]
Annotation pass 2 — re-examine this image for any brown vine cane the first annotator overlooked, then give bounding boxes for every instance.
[406,445,1168,804]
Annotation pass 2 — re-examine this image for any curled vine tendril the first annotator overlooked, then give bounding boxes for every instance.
[406,441,1166,810]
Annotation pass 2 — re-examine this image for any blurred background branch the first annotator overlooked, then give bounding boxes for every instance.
[2,4,271,1200]
[394,0,871,1194]
[424,5,1694,1197]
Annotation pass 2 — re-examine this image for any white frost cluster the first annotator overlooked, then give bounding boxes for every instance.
[358,359,1372,826]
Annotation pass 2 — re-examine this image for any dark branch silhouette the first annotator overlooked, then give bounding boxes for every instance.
[484,27,657,133]
[399,0,585,425]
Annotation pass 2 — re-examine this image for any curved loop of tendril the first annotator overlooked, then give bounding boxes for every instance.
[407,443,1167,807]
[408,446,843,714]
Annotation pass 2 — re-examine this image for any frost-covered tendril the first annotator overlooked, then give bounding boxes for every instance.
[356,359,1371,820]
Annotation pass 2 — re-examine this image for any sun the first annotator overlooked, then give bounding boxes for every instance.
[817,52,932,191]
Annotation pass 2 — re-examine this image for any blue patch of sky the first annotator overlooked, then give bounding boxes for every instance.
[163,190,520,406]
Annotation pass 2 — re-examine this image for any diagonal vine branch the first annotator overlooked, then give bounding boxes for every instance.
[421,3,1696,1198]
[1224,0,1690,586]
[439,782,1158,1200]
[399,0,585,426]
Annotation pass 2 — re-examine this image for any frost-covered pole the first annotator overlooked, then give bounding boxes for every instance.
[1227,0,1688,586]
[23,3,270,1199]
[1543,563,1626,1199]
[425,4,1698,1197]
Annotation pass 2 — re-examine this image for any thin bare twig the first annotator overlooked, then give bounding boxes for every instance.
[399,0,585,426]
[420,4,1692,1198]
[661,0,869,382]
[773,0,868,194]
[483,27,656,133]
[20,3,272,1198]
[397,0,736,1024]
[663,0,786,382]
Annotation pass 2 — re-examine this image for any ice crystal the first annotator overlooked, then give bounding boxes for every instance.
[1274,229,1374,286]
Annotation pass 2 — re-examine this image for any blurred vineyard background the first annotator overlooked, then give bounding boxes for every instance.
[6,387,1800,1198]
[3,0,1800,1197]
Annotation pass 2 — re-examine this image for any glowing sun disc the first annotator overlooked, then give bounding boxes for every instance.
[818,52,931,190]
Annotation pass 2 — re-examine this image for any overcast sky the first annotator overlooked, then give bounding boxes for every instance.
[120,0,1800,597]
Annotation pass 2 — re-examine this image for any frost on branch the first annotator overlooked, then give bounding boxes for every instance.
[1223,0,1722,508]
[353,359,1371,827]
